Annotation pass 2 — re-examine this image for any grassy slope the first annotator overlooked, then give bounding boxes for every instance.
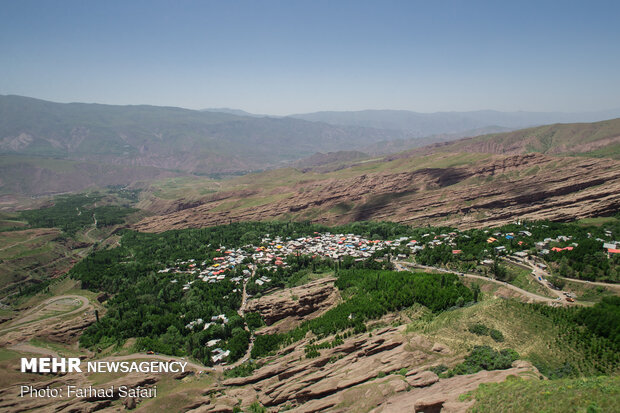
[143,176,220,201]
[580,142,620,159]
[577,216,620,226]
[0,212,27,230]
[0,191,142,301]
[407,298,617,377]
[463,375,619,413]
[0,227,77,290]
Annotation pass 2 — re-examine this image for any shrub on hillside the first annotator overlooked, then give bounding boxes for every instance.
[445,346,519,377]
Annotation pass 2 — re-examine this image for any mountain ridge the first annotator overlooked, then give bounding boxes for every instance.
[0,95,408,173]
[289,108,620,136]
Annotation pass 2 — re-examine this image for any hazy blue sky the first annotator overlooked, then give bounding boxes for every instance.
[1,0,619,114]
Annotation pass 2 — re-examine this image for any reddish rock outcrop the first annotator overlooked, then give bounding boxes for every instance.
[370,360,539,413]
[246,278,338,333]
[215,327,458,412]
[209,323,542,413]
[407,371,440,387]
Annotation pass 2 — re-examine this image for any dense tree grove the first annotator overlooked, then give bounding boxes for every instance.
[20,193,137,235]
[251,269,474,358]
[574,296,620,346]
[527,300,620,377]
[244,312,265,331]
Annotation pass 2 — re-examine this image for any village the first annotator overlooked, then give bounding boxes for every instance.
[158,232,413,290]
[157,226,619,296]
[145,222,620,365]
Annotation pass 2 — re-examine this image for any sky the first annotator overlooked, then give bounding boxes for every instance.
[1,0,620,115]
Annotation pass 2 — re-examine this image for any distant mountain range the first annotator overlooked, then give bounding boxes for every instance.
[289,109,620,136]
[1,94,620,196]
[0,95,407,173]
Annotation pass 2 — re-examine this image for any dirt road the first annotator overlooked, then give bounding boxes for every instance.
[514,257,620,296]
[500,257,566,300]
[227,265,256,370]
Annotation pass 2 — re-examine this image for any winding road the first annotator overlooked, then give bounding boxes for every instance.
[395,261,559,304]
[508,256,620,296]
[557,275,620,291]
[0,294,90,333]
[4,268,256,374]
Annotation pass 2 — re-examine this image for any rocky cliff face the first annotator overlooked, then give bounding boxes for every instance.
[134,153,620,232]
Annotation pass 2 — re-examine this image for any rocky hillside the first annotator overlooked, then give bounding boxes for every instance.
[134,152,620,232]
[214,326,539,413]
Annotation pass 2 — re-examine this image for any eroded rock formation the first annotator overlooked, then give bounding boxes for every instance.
[188,326,539,413]
[133,153,620,232]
